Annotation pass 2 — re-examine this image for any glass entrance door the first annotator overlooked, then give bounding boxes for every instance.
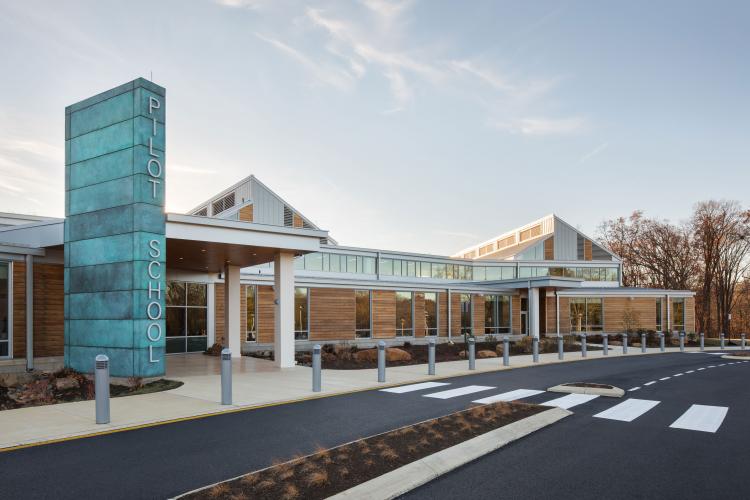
[166,281,209,354]
[0,262,9,358]
[520,297,528,336]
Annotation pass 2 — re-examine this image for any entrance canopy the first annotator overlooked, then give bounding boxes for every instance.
[165,214,327,272]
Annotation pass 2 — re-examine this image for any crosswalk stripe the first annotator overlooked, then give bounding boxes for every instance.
[380,382,450,394]
[424,385,495,399]
[593,399,660,422]
[670,404,728,433]
[541,393,599,409]
[472,389,544,405]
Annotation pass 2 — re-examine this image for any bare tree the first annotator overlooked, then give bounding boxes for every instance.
[713,203,750,336]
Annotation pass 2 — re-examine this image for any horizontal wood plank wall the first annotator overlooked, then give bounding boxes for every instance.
[257,285,275,343]
[472,294,485,335]
[512,296,521,334]
[12,262,26,358]
[414,292,426,337]
[558,297,570,334]
[544,238,554,260]
[685,297,696,333]
[546,296,558,334]
[438,292,448,337]
[310,288,355,341]
[214,284,225,347]
[34,264,64,357]
[373,290,396,338]
[240,285,247,342]
[293,213,303,228]
[584,239,593,261]
[10,263,66,359]
[238,204,253,222]
[603,297,656,332]
[450,293,461,336]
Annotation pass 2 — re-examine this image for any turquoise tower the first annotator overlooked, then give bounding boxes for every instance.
[64,78,167,378]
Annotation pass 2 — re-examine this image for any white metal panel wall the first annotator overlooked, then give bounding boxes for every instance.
[251,178,285,226]
[236,180,252,205]
[553,221,578,260]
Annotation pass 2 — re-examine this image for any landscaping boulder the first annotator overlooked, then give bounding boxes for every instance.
[386,348,411,362]
[54,377,80,391]
[477,349,497,358]
[353,349,378,362]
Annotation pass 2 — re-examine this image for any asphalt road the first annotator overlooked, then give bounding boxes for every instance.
[2,352,746,499]
[403,352,748,500]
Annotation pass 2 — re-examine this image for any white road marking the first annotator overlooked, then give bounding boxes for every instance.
[424,385,495,399]
[697,367,706,370]
[380,382,450,394]
[628,387,641,392]
[541,393,599,409]
[644,381,657,386]
[670,405,728,433]
[686,370,695,373]
[594,399,661,422]
[472,389,544,404]
[708,366,716,368]
[659,377,671,381]
[718,364,726,367]
[674,373,684,377]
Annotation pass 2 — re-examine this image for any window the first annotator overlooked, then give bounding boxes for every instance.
[569,298,603,332]
[295,287,309,340]
[419,262,432,278]
[655,298,662,332]
[474,266,486,281]
[395,291,413,336]
[211,192,235,215]
[246,285,257,341]
[671,298,685,331]
[166,281,208,353]
[0,262,9,358]
[460,294,472,334]
[355,290,371,338]
[380,258,393,275]
[431,263,447,279]
[424,292,438,336]
[485,295,511,334]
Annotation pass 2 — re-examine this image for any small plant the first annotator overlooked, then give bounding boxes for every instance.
[280,484,299,500]
[379,446,399,461]
[207,483,229,498]
[306,470,329,488]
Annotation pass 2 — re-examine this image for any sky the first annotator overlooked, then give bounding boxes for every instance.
[0,0,748,255]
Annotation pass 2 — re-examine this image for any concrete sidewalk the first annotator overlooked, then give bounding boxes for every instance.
[0,345,728,451]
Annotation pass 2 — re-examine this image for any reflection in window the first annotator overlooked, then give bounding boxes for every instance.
[355,290,371,338]
[166,281,208,353]
[460,294,472,334]
[484,295,511,334]
[246,285,257,341]
[655,298,662,332]
[569,298,603,332]
[396,291,413,336]
[0,262,8,357]
[424,292,438,336]
[671,298,685,331]
[295,287,309,340]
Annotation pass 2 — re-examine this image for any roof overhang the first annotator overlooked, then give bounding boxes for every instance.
[166,213,327,272]
[0,219,64,248]
[479,277,585,289]
[558,288,695,298]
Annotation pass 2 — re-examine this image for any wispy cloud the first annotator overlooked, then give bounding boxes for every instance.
[214,0,268,9]
[492,116,588,136]
[579,141,609,163]
[360,0,415,20]
[169,163,218,175]
[254,32,355,90]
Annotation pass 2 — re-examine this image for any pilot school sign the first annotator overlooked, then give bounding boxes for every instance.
[64,78,167,378]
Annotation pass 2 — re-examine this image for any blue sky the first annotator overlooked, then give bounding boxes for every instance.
[0,0,748,255]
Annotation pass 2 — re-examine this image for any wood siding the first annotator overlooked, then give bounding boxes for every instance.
[310,288,355,340]
[512,296,521,334]
[214,284,225,346]
[238,204,253,222]
[685,297,696,333]
[293,213,304,228]
[438,292,448,337]
[450,293,461,336]
[584,239,593,261]
[257,285,275,343]
[546,295,558,334]
[11,262,65,359]
[372,290,396,338]
[603,297,657,333]
[544,237,554,260]
[558,297,570,334]
[414,292,426,337]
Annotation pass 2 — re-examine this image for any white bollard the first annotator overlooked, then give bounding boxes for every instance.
[221,348,232,405]
[95,354,110,425]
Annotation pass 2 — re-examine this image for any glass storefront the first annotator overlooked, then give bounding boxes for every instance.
[424,292,438,336]
[246,285,257,341]
[395,291,413,336]
[569,298,603,332]
[355,290,371,338]
[295,287,309,340]
[166,281,208,353]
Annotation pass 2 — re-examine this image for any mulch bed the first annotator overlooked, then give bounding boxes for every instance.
[724,351,750,357]
[0,369,183,411]
[182,402,545,500]
[562,382,614,389]
[283,338,601,370]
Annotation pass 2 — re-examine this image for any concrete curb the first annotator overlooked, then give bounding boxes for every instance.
[327,407,571,500]
[721,354,750,360]
[547,383,624,398]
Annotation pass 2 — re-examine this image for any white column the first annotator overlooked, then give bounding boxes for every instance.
[530,287,540,339]
[25,254,34,371]
[207,282,215,347]
[274,251,295,368]
[223,263,241,358]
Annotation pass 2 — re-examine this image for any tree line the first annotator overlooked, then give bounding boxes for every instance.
[597,200,750,337]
